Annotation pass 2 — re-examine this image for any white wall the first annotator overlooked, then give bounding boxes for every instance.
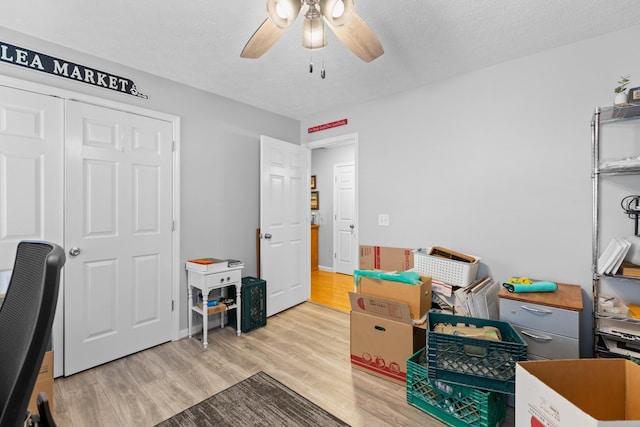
[0,27,300,332]
[302,24,640,356]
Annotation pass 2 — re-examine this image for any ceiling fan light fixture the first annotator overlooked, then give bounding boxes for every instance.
[332,1,344,17]
[319,0,354,27]
[242,0,382,62]
[267,0,302,29]
[275,3,287,19]
[302,16,327,49]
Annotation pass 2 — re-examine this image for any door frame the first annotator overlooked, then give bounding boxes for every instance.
[303,132,358,273]
[0,75,181,376]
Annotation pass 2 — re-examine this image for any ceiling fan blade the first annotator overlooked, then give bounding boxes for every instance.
[326,12,384,63]
[240,18,286,59]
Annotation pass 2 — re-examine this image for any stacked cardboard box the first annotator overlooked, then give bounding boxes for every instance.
[350,272,431,384]
[359,246,414,272]
[28,351,54,414]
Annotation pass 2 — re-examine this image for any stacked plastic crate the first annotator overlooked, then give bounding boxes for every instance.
[409,249,528,427]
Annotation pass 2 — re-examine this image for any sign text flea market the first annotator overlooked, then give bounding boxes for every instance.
[0,41,148,99]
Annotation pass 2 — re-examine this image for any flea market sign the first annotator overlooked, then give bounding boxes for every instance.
[0,41,148,99]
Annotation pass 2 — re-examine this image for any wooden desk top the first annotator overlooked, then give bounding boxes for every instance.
[498,282,583,312]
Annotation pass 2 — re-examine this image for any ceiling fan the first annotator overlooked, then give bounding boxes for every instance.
[241,0,384,63]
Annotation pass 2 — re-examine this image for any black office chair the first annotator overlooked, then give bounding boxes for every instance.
[35,392,56,427]
[0,241,65,427]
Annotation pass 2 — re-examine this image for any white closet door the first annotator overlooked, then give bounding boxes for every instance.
[64,100,173,375]
[0,86,64,270]
[0,86,64,375]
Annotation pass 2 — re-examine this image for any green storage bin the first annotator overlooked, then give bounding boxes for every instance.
[427,312,527,395]
[407,348,506,427]
[231,277,267,333]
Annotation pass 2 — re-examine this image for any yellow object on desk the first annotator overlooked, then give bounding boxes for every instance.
[508,277,532,284]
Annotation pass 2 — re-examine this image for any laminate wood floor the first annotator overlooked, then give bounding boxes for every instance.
[53,281,514,426]
[309,269,354,313]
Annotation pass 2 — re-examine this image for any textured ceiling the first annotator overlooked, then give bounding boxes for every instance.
[1,0,640,120]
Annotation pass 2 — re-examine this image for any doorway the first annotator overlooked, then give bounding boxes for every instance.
[304,133,358,312]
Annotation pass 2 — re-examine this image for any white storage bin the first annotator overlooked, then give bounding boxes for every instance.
[413,248,480,287]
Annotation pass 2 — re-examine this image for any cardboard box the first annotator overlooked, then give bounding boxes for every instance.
[516,359,640,426]
[349,292,410,323]
[356,275,431,321]
[28,351,54,414]
[359,246,413,271]
[350,309,425,384]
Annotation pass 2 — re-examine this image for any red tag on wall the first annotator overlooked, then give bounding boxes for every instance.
[308,118,348,133]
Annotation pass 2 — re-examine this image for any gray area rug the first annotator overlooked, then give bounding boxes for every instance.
[155,371,350,427]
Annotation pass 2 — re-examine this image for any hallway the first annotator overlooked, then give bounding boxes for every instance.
[309,270,354,313]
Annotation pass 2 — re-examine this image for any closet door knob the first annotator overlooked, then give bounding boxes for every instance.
[69,247,81,257]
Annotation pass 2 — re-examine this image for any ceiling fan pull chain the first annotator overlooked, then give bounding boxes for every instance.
[321,57,326,79]
[309,53,314,73]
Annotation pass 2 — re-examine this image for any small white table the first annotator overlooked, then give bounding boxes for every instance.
[186,265,243,348]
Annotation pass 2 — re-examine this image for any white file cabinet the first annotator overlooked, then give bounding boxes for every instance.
[499,282,583,360]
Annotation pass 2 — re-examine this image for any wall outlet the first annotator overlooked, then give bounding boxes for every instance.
[378,214,390,227]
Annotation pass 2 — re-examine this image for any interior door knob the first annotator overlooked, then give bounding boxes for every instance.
[264,233,272,240]
[69,247,81,257]
[349,224,355,229]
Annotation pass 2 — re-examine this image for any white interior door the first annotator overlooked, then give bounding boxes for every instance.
[0,86,64,270]
[0,86,65,374]
[334,162,356,275]
[64,100,173,375]
[260,135,309,317]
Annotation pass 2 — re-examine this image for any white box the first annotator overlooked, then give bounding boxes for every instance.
[413,248,480,287]
[516,359,640,426]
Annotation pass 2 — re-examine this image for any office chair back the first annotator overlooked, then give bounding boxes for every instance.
[0,241,65,427]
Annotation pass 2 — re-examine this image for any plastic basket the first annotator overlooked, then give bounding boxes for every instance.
[230,277,267,333]
[427,312,527,394]
[407,348,506,427]
[414,249,480,287]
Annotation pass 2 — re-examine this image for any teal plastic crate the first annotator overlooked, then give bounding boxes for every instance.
[407,348,506,427]
[427,312,527,395]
